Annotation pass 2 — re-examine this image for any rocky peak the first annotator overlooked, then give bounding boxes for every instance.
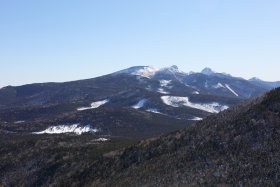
[201,67,215,75]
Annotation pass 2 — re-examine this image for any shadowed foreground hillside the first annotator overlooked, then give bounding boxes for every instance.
[1,88,280,186]
[84,87,280,186]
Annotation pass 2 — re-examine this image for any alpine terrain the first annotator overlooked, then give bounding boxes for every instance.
[0,66,277,138]
[1,72,280,186]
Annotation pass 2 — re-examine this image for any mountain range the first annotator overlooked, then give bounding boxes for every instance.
[0,65,279,138]
[1,76,280,186]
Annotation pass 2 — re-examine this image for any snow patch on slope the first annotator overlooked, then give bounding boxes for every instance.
[146,108,164,115]
[92,138,109,142]
[161,96,229,113]
[189,116,203,121]
[225,84,239,96]
[204,81,209,88]
[132,99,147,109]
[33,124,99,135]
[160,80,172,87]
[157,88,170,94]
[14,121,25,124]
[157,80,172,94]
[77,99,109,111]
[213,83,225,89]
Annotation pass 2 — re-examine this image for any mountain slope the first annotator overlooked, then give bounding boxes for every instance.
[77,87,280,186]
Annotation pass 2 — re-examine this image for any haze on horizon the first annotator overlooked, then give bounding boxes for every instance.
[0,0,279,88]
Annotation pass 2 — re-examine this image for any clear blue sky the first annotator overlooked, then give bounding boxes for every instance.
[0,0,280,87]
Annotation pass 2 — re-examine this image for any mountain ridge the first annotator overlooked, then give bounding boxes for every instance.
[83,87,280,186]
[0,65,276,138]
[2,65,278,89]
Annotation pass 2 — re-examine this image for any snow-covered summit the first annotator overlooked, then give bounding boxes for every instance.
[114,65,238,82]
[113,65,188,79]
[114,66,159,79]
[158,65,186,75]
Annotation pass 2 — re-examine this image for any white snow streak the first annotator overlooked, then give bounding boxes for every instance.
[213,83,225,89]
[92,138,109,142]
[161,96,229,113]
[77,99,109,111]
[189,117,203,121]
[132,99,147,109]
[225,84,239,96]
[14,121,25,124]
[33,124,99,135]
[212,83,239,97]
[146,108,164,115]
[157,88,170,94]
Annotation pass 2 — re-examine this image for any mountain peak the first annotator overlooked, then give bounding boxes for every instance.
[170,65,178,70]
[160,65,185,74]
[201,67,215,75]
[114,66,159,78]
[249,77,262,82]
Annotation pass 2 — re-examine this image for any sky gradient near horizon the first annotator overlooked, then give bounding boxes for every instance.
[0,0,280,87]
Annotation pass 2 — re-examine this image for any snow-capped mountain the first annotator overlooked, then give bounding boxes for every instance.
[113,65,267,99]
[0,65,277,137]
[113,66,159,79]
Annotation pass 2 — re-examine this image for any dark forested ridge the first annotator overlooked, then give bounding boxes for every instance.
[88,88,280,186]
[84,87,280,186]
[1,88,280,186]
